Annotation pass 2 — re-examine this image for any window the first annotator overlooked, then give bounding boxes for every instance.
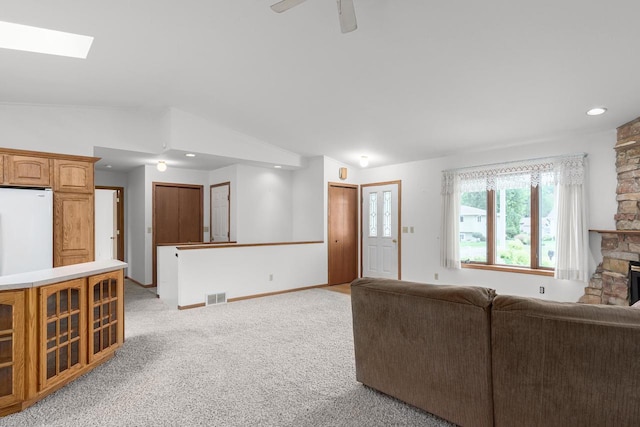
[441,154,587,279]
[460,180,557,270]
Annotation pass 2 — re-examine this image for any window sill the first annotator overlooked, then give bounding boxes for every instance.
[462,263,554,277]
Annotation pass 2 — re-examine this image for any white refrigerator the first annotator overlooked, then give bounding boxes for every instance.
[0,188,53,276]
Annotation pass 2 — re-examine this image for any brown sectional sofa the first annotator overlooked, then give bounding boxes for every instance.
[351,277,640,427]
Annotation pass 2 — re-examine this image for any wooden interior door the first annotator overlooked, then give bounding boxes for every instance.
[328,183,358,286]
[152,183,203,285]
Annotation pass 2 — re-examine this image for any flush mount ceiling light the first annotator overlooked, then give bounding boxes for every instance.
[0,20,94,59]
[157,161,167,172]
[274,165,282,169]
[185,153,196,157]
[359,156,369,167]
[586,107,607,116]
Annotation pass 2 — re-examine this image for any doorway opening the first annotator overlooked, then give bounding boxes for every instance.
[95,186,124,262]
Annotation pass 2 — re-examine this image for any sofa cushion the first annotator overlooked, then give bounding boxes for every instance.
[491,295,640,427]
[351,278,495,427]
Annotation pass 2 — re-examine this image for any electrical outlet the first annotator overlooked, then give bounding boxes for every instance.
[147,227,151,234]
[539,286,545,294]
[410,226,415,233]
[269,274,273,281]
[434,273,439,280]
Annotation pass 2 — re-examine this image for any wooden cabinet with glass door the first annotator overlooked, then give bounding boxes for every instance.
[88,270,124,363]
[0,292,24,412]
[38,279,86,392]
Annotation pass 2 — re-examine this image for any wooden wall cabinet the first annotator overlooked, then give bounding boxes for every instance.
[54,193,95,267]
[0,292,24,410]
[53,160,94,194]
[0,156,3,184]
[3,155,51,187]
[88,270,124,363]
[38,279,86,392]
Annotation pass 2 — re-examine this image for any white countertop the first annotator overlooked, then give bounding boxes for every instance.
[0,259,128,291]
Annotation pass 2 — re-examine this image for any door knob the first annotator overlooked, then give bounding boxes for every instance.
[392,239,397,243]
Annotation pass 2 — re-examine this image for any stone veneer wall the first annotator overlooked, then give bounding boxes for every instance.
[580,116,640,305]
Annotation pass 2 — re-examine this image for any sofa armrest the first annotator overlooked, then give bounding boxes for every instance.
[351,277,495,427]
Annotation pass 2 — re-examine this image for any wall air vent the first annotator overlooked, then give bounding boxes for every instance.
[206,292,227,306]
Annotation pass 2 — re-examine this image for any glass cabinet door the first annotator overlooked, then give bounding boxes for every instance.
[88,270,124,362]
[0,291,24,407]
[39,279,85,391]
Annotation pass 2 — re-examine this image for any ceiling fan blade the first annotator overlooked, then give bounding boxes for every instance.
[337,0,357,33]
[271,0,308,13]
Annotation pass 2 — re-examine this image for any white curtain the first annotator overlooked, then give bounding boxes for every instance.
[554,156,588,281]
[440,154,587,278]
[440,172,460,269]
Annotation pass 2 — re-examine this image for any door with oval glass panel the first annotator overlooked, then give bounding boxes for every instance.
[362,182,401,279]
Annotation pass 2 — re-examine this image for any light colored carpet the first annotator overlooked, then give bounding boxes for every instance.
[1,282,454,426]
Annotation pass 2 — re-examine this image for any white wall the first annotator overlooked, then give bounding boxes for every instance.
[0,104,165,156]
[235,164,293,243]
[127,166,146,284]
[157,242,327,308]
[168,108,303,167]
[95,170,128,188]
[357,130,618,302]
[292,156,324,241]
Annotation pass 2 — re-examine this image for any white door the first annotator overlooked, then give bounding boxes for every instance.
[362,183,400,279]
[95,189,117,260]
[211,183,230,242]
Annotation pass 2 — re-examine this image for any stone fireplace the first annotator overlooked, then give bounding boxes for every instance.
[580,116,640,305]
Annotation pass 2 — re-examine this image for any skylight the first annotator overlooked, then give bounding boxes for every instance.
[0,21,93,59]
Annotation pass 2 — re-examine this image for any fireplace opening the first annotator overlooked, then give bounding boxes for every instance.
[628,262,640,306]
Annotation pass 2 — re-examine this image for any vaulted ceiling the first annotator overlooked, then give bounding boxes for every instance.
[2,1,640,168]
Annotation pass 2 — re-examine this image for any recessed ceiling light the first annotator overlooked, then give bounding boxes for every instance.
[274,165,282,169]
[0,20,94,59]
[586,107,607,116]
[185,153,196,157]
[157,161,167,172]
[105,164,112,169]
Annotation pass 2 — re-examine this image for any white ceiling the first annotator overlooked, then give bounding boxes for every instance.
[2,0,640,170]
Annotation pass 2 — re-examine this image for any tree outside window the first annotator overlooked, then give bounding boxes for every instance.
[460,183,556,270]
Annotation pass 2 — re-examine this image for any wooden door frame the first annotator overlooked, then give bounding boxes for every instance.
[327,182,359,286]
[95,186,125,262]
[210,182,231,242]
[152,182,203,286]
[360,180,402,280]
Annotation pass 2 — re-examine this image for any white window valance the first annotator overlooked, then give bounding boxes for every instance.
[441,154,586,194]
